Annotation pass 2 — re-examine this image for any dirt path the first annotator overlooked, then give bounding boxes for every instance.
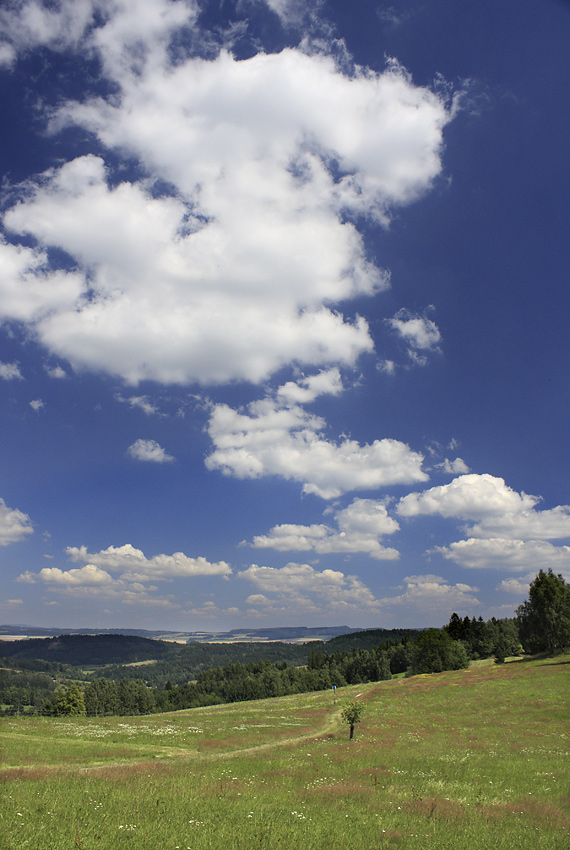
[0,700,353,778]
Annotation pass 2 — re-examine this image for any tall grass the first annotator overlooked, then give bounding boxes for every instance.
[1,657,568,849]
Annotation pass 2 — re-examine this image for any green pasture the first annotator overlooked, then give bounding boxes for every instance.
[1,656,568,849]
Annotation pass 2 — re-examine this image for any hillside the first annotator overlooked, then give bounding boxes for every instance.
[324,626,420,652]
[1,656,568,850]
[0,632,315,686]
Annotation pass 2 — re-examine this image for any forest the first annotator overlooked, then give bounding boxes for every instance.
[1,569,568,717]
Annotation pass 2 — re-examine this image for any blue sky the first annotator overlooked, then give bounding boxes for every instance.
[0,0,569,631]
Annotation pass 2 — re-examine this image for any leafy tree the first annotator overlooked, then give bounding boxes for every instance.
[53,683,86,716]
[408,628,469,675]
[517,569,570,653]
[341,700,363,740]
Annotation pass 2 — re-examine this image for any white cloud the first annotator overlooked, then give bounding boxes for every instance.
[498,575,534,595]
[435,537,570,578]
[467,506,570,541]
[239,561,381,609]
[377,359,397,375]
[29,399,45,412]
[45,365,66,378]
[262,0,320,26]
[245,593,272,605]
[0,8,453,386]
[276,368,343,405]
[389,308,441,352]
[387,307,442,367]
[0,498,33,545]
[0,0,95,65]
[118,395,160,415]
[380,574,480,613]
[17,539,230,604]
[18,562,180,605]
[66,542,231,580]
[398,474,538,520]
[206,393,427,498]
[0,361,22,380]
[398,473,570,561]
[33,564,114,586]
[435,457,470,474]
[0,238,83,324]
[127,438,174,463]
[248,497,400,559]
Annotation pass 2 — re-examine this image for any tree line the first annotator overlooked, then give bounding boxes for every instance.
[3,570,568,716]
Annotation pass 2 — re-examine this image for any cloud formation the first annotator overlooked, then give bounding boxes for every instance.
[381,574,480,613]
[0,362,22,380]
[0,498,33,546]
[436,538,570,577]
[66,543,231,581]
[400,473,570,575]
[17,541,231,605]
[248,497,400,559]
[0,1,453,387]
[389,307,442,365]
[206,390,427,498]
[127,439,174,463]
[398,474,539,520]
[239,561,382,611]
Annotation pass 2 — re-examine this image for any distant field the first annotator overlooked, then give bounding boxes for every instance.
[1,656,568,849]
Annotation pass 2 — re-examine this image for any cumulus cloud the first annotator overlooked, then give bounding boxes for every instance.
[45,364,66,378]
[18,562,179,605]
[381,574,480,612]
[399,473,570,551]
[0,498,33,545]
[17,540,231,603]
[118,395,160,415]
[27,564,114,586]
[498,575,535,595]
[206,391,427,498]
[435,537,570,577]
[0,361,22,380]
[239,561,381,609]
[0,238,83,323]
[0,2,454,386]
[248,497,400,559]
[127,439,174,463]
[398,474,539,520]
[435,457,470,474]
[66,542,231,581]
[389,307,442,365]
[276,367,343,405]
[467,506,570,541]
[0,0,95,66]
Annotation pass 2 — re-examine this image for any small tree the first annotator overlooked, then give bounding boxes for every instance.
[341,700,363,740]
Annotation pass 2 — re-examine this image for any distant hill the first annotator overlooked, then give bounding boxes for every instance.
[324,627,421,653]
[0,632,319,683]
[0,624,357,643]
[0,634,175,666]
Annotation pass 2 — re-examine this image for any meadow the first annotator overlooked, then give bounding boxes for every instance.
[1,656,568,849]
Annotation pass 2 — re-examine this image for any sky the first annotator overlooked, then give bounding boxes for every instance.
[0,0,569,632]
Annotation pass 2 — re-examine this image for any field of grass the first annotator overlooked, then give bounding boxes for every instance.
[1,656,568,849]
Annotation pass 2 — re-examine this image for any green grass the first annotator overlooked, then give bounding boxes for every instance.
[1,657,569,849]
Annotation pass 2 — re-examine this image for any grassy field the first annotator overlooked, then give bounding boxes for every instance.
[1,656,568,849]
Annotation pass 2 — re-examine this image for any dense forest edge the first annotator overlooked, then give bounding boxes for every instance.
[1,568,568,717]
